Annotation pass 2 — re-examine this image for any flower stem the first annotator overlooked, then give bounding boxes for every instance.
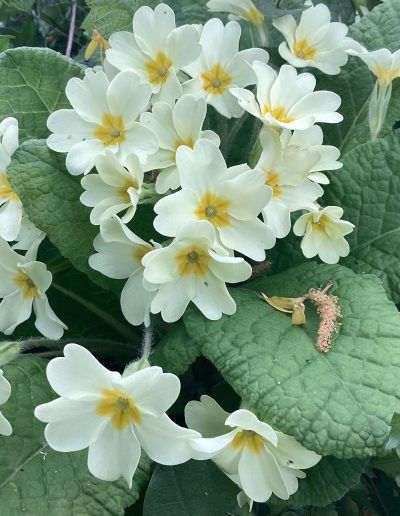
[65,0,77,58]
[141,323,153,361]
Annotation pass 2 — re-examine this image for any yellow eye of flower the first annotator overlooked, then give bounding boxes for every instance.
[261,105,295,124]
[0,172,19,201]
[96,389,141,430]
[246,6,264,27]
[14,270,39,300]
[93,113,126,147]
[145,52,173,85]
[201,64,233,95]
[175,244,211,277]
[194,192,231,227]
[170,137,195,163]
[231,430,264,454]
[133,244,152,264]
[263,169,282,197]
[293,38,317,60]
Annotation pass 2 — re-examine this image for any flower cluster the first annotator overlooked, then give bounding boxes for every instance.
[34,344,321,504]
[43,2,358,329]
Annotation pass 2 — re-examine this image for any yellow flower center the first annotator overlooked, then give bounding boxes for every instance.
[293,38,317,60]
[231,430,264,454]
[194,192,231,228]
[263,169,282,197]
[201,64,233,95]
[246,6,264,27]
[93,113,126,147]
[145,51,173,85]
[96,388,141,430]
[14,270,40,300]
[311,214,329,232]
[0,173,19,201]
[175,244,211,277]
[133,244,152,264]
[374,65,400,86]
[170,137,194,163]
[261,105,294,124]
[118,178,140,203]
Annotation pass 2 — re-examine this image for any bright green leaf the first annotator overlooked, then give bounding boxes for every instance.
[0,47,83,141]
[0,356,151,515]
[143,460,239,516]
[184,263,400,459]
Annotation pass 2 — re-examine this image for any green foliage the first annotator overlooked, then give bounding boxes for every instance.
[151,323,202,376]
[324,133,400,303]
[0,48,83,141]
[184,263,400,459]
[143,460,239,515]
[7,139,118,292]
[0,356,151,515]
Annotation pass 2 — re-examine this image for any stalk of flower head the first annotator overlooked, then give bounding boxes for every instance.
[369,79,392,140]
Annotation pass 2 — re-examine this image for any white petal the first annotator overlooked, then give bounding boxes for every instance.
[66,70,109,124]
[0,370,11,404]
[0,199,22,241]
[238,446,281,502]
[0,291,32,335]
[45,343,120,399]
[226,410,278,445]
[135,413,200,465]
[185,395,230,437]
[220,218,275,260]
[0,411,12,436]
[273,432,321,469]
[192,274,236,319]
[107,71,151,124]
[47,110,94,152]
[66,139,107,176]
[120,269,155,326]
[173,95,206,141]
[33,296,67,339]
[88,422,141,487]
[151,276,195,322]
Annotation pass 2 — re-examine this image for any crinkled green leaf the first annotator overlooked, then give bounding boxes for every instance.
[143,460,239,516]
[184,263,400,459]
[0,47,83,141]
[0,356,151,515]
[7,139,118,292]
[317,0,400,153]
[271,457,368,508]
[151,323,202,376]
[324,133,400,303]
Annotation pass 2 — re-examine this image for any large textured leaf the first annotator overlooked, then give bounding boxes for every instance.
[0,47,82,141]
[324,134,400,303]
[152,323,202,376]
[143,461,239,516]
[184,263,400,459]
[0,356,151,515]
[317,0,400,153]
[7,139,119,292]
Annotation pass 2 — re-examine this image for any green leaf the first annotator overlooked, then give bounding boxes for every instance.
[317,0,400,153]
[271,457,368,508]
[152,323,202,376]
[324,133,400,303]
[0,356,151,515]
[0,47,83,141]
[143,460,239,516]
[184,263,400,459]
[371,452,400,483]
[7,139,117,292]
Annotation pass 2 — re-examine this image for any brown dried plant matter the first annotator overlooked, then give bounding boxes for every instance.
[261,281,341,353]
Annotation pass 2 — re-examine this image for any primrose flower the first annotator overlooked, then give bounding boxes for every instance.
[154,139,275,261]
[182,18,269,118]
[0,238,67,338]
[293,206,354,264]
[142,220,252,322]
[81,152,152,225]
[106,3,201,105]
[141,95,220,193]
[89,216,159,326]
[279,126,342,184]
[35,344,200,487]
[256,128,323,238]
[273,3,355,75]
[0,369,12,436]
[347,46,400,139]
[0,117,22,242]
[185,396,321,502]
[230,62,342,130]
[12,214,45,252]
[207,0,266,45]
[47,69,158,175]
